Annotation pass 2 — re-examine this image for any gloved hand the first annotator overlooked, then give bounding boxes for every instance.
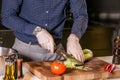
[67,34,84,63]
[35,28,55,53]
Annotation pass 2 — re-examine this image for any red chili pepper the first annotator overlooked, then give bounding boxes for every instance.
[104,64,111,71]
[104,64,116,73]
[108,64,116,73]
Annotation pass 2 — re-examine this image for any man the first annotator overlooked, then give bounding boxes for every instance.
[1,0,88,62]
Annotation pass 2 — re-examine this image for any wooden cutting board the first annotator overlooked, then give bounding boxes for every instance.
[24,58,120,80]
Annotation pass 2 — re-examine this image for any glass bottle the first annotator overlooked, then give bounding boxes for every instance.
[17,54,23,79]
[3,57,15,80]
[9,53,18,79]
[9,53,23,79]
[112,36,120,64]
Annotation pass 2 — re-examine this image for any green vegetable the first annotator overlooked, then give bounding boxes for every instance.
[64,56,83,69]
[58,50,84,69]
[56,48,93,70]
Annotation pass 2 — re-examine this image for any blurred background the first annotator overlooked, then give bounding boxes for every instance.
[0,0,120,57]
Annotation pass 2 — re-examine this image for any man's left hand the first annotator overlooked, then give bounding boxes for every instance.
[67,34,84,63]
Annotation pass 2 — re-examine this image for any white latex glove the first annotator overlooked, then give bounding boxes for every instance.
[67,34,84,63]
[36,28,55,53]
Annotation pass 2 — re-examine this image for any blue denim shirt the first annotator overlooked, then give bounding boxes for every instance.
[1,0,88,43]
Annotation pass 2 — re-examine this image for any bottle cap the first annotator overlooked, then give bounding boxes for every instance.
[17,54,22,59]
[5,57,14,62]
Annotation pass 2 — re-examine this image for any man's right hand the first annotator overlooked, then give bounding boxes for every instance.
[35,28,55,53]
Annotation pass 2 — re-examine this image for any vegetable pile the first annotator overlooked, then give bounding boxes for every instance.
[51,49,93,75]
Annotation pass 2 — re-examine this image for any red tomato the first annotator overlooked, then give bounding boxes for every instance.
[51,60,66,75]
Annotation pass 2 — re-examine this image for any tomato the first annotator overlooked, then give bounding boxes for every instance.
[51,60,66,75]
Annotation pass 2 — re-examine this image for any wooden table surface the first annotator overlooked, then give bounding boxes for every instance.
[0,56,120,80]
[22,56,120,80]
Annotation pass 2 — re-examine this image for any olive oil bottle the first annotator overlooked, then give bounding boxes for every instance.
[3,57,15,80]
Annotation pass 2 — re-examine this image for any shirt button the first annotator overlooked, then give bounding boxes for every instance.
[45,24,48,26]
[46,11,49,13]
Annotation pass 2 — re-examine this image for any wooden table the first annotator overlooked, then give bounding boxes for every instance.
[0,56,120,80]
[22,56,120,80]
